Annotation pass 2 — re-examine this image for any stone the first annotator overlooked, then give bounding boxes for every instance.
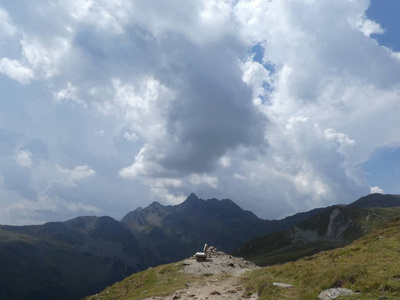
[210,290,221,295]
[273,282,294,288]
[317,288,357,299]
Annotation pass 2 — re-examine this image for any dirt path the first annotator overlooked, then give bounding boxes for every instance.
[144,248,260,300]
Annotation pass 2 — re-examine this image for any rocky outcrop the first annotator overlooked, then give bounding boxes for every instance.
[317,288,358,299]
[325,208,351,239]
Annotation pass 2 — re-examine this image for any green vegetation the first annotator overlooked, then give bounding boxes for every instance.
[235,207,400,266]
[83,262,228,300]
[241,215,400,299]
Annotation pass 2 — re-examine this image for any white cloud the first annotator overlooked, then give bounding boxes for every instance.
[53,82,85,106]
[219,156,231,168]
[0,8,17,37]
[21,36,71,78]
[1,0,400,224]
[349,14,385,37]
[56,165,96,185]
[0,58,34,84]
[14,148,33,168]
[64,0,127,34]
[370,186,384,194]
[188,174,219,189]
[324,128,356,157]
[241,58,272,102]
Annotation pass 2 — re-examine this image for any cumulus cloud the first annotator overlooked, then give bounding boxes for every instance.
[0,0,400,224]
[370,186,384,194]
[0,8,17,37]
[350,14,385,37]
[14,148,33,168]
[0,58,34,84]
[21,36,71,78]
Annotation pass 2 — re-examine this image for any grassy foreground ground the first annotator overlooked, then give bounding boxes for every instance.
[83,260,237,300]
[241,215,400,299]
[84,262,194,300]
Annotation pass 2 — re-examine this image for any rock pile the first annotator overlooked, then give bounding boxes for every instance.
[185,246,259,275]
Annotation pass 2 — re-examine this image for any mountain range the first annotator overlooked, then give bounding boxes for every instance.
[1,193,400,299]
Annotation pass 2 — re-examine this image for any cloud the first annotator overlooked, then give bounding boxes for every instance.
[1,0,400,224]
[188,174,219,189]
[0,58,34,84]
[0,7,17,37]
[370,186,384,194]
[21,35,71,78]
[7,195,100,225]
[56,165,96,185]
[14,148,33,168]
[350,14,385,37]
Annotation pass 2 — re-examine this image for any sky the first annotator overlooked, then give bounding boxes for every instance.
[0,0,400,225]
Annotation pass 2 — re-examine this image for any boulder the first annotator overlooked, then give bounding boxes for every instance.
[318,288,357,299]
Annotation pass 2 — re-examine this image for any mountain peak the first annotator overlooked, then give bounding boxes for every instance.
[187,193,199,201]
[178,193,202,210]
[149,201,163,208]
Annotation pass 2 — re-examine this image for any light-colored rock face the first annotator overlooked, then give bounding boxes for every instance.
[317,288,357,299]
[325,208,350,240]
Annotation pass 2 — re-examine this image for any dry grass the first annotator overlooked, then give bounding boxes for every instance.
[83,261,231,300]
[241,215,400,299]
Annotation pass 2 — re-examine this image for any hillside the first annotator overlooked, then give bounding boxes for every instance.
[348,193,400,208]
[0,193,323,300]
[87,214,400,299]
[241,214,400,299]
[234,193,400,266]
[0,216,148,300]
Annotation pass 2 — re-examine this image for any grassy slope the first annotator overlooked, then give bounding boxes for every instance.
[241,215,400,299]
[83,262,228,300]
[235,207,400,266]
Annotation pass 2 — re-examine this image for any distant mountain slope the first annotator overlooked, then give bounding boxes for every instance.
[120,193,326,264]
[348,193,400,208]
[0,216,147,300]
[233,193,400,266]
